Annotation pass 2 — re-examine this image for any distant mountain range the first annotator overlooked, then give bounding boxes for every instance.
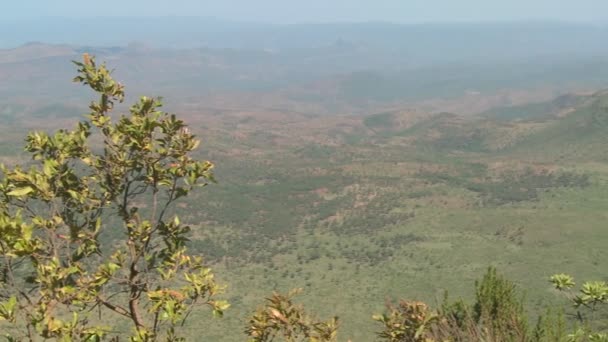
[2,18,608,63]
[2,40,608,116]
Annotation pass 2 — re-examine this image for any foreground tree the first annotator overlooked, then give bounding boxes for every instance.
[550,274,608,341]
[0,55,227,341]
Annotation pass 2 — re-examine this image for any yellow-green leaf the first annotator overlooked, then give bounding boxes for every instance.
[7,187,33,197]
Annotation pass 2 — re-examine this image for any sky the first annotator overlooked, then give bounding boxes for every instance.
[3,0,608,24]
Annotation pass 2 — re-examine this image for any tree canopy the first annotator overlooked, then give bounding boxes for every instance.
[0,55,227,341]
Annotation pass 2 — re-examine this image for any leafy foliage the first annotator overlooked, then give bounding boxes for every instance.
[550,274,608,341]
[373,300,437,342]
[245,289,338,342]
[472,267,529,340]
[0,55,227,340]
[531,308,568,342]
[375,267,536,342]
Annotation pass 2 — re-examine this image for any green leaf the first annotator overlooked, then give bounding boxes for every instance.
[43,159,57,176]
[7,186,33,197]
[550,273,576,290]
[372,314,384,322]
[22,224,33,241]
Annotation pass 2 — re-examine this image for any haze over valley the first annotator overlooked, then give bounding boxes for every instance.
[2,5,608,340]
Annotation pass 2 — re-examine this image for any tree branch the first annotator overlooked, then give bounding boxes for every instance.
[96,296,131,319]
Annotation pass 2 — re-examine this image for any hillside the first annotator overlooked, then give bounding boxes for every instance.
[1,41,607,116]
[3,78,608,339]
[186,92,608,340]
[2,38,608,339]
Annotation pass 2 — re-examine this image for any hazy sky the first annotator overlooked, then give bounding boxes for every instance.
[3,0,608,24]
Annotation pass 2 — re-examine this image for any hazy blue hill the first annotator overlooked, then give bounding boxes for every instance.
[357,91,608,156]
[502,92,608,161]
[333,60,608,103]
[2,33,608,111]
[0,42,76,63]
[481,93,587,121]
[3,19,608,64]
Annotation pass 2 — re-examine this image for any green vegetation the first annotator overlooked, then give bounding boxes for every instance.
[374,267,531,341]
[244,267,598,341]
[246,289,338,342]
[419,168,590,206]
[1,58,608,340]
[0,56,227,340]
[363,112,396,130]
[481,94,584,121]
[549,274,608,340]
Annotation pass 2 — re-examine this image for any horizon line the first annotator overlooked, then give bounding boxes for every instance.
[2,16,607,26]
